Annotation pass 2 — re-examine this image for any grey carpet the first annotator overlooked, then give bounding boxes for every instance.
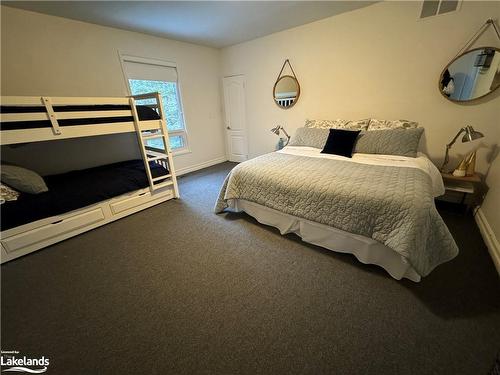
[1,162,499,375]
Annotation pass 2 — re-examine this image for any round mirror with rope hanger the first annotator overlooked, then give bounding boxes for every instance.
[439,18,500,102]
[273,59,300,109]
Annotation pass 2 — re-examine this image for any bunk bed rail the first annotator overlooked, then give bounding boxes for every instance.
[0,94,162,145]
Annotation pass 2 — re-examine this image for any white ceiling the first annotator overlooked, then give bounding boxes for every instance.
[3,1,377,48]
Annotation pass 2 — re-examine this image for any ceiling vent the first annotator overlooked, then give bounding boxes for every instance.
[420,0,461,19]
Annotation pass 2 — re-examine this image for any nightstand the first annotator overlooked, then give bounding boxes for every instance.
[440,172,482,212]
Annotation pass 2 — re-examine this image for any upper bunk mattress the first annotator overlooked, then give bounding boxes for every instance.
[0,105,160,130]
[1,159,168,231]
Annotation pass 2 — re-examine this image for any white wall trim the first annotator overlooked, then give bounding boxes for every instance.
[176,156,228,176]
[474,207,500,274]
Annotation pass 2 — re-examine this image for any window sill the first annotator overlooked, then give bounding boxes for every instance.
[173,148,192,156]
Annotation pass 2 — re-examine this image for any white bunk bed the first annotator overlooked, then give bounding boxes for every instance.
[0,93,179,263]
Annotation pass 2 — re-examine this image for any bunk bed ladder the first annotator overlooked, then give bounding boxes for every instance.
[130,94,180,198]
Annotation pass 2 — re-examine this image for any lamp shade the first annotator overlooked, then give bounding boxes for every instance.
[270,125,282,135]
[462,125,484,142]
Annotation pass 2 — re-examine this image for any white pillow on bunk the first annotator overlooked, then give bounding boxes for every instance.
[1,165,48,194]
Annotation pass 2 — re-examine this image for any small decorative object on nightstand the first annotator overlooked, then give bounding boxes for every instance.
[440,172,482,212]
[452,151,477,177]
[465,151,476,176]
[440,125,484,173]
[270,125,291,150]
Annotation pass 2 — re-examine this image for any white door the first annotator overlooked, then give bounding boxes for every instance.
[223,75,248,162]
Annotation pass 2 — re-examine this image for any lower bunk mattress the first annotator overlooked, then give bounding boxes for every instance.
[1,159,168,231]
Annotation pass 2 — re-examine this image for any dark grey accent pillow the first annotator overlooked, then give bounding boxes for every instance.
[288,127,329,149]
[1,165,48,194]
[354,128,424,157]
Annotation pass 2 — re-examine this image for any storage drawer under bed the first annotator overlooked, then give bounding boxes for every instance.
[1,186,174,263]
[1,207,106,253]
[109,187,173,215]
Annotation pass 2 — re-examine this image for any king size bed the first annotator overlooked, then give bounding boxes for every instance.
[215,120,459,282]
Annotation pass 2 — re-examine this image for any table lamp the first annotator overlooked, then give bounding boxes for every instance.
[440,125,484,173]
[270,125,291,147]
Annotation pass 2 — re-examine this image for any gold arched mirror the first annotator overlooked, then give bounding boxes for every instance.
[439,47,500,102]
[273,59,300,109]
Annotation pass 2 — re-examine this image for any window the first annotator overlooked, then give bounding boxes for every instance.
[121,55,189,153]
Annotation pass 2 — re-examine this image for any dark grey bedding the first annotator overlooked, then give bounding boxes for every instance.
[1,159,168,231]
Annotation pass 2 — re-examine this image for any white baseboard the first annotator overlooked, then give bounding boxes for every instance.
[175,156,228,176]
[474,208,500,274]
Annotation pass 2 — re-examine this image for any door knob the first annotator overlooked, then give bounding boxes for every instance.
[226,126,231,130]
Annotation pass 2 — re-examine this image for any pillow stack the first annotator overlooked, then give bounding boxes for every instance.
[288,118,423,158]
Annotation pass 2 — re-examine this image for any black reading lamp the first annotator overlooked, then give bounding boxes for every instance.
[440,125,484,172]
[270,125,291,146]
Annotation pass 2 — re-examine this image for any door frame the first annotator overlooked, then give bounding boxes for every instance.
[222,74,248,162]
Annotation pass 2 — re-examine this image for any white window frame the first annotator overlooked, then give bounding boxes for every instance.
[118,52,191,155]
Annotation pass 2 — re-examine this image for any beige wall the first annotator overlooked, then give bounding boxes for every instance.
[1,6,226,175]
[222,0,500,237]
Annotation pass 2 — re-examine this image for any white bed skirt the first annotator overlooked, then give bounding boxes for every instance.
[227,199,421,282]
